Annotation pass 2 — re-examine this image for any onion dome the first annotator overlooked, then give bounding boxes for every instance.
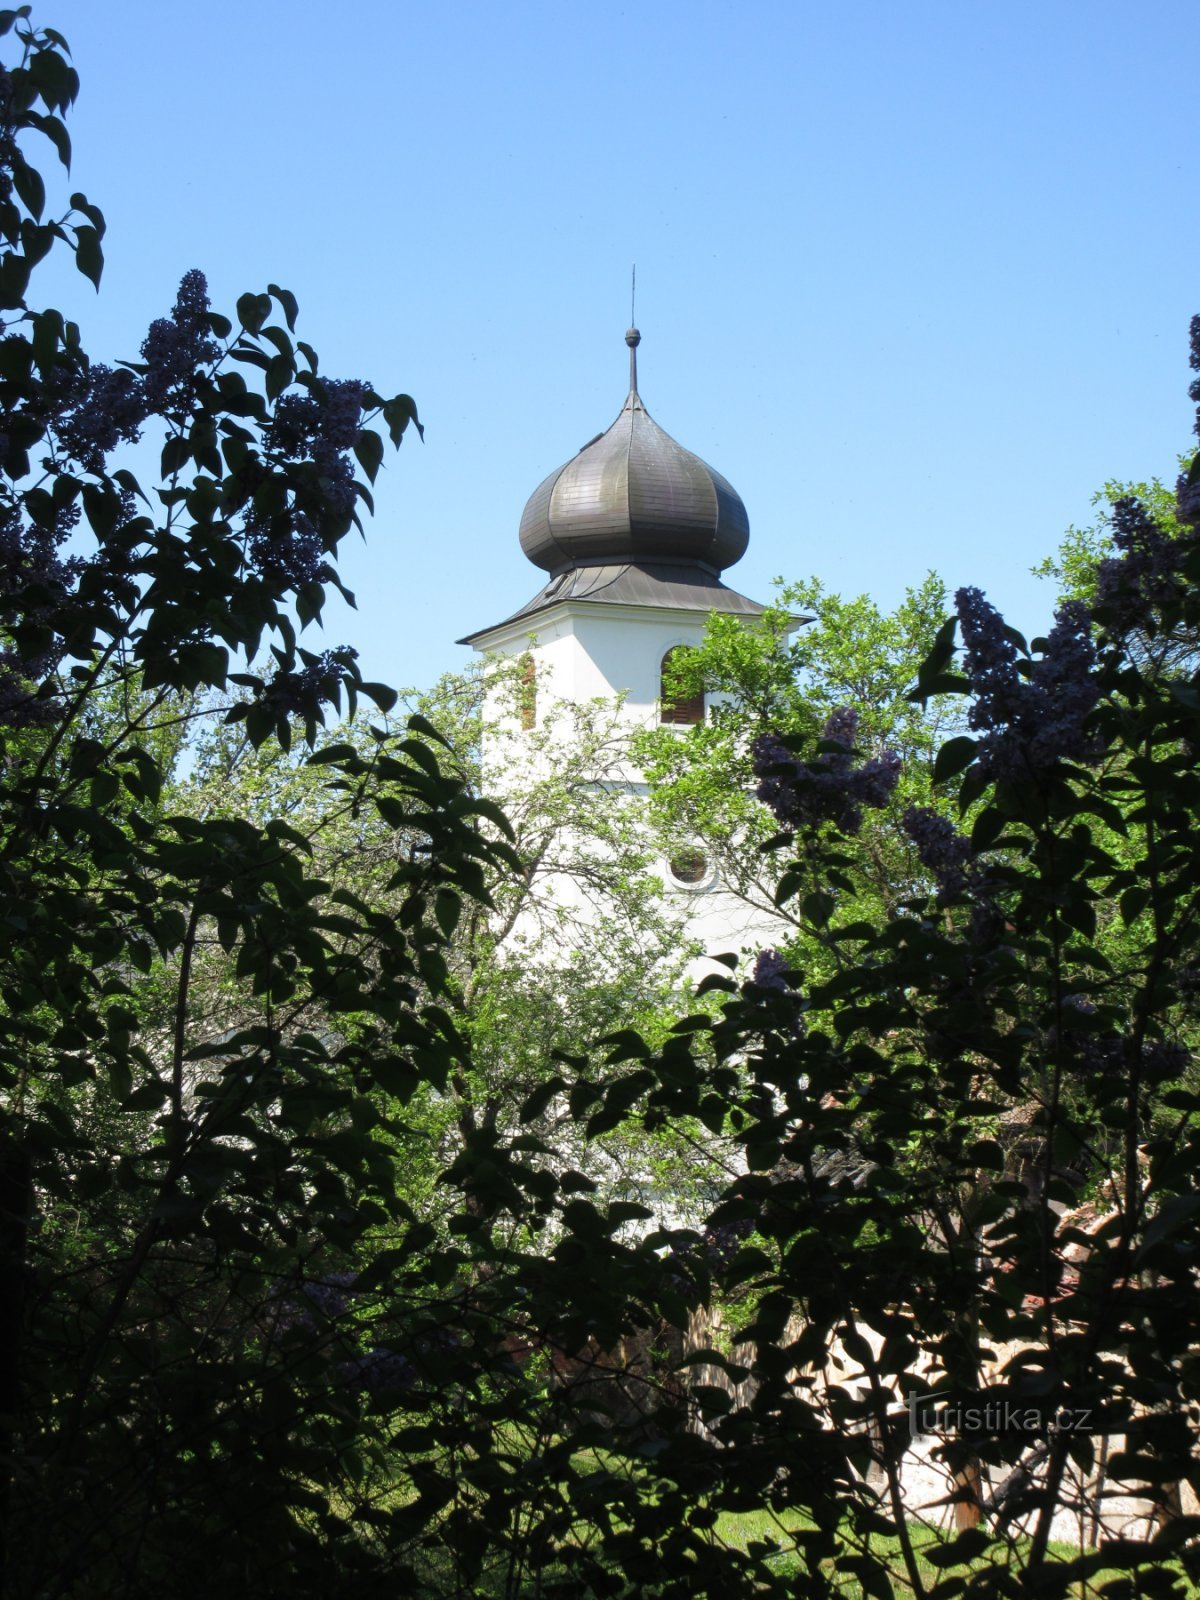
[518,329,749,576]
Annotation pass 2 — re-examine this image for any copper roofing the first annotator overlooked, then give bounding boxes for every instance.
[518,328,750,576]
[457,560,768,647]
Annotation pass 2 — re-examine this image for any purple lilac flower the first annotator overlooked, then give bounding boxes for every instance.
[246,509,327,589]
[271,380,365,461]
[752,947,790,992]
[954,589,1100,782]
[749,946,806,1033]
[0,492,82,595]
[752,709,901,836]
[269,392,321,457]
[0,67,15,201]
[262,647,357,717]
[902,806,972,901]
[1095,498,1188,631]
[1025,600,1101,770]
[858,749,903,806]
[0,480,88,719]
[141,269,222,416]
[1078,1036,1189,1084]
[1061,994,1098,1017]
[1178,476,1200,527]
[300,1268,358,1322]
[968,898,1007,948]
[703,1217,753,1271]
[317,378,368,451]
[820,706,858,766]
[246,379,367,584]
[267,1267,359,1342]
[956,586,1024,732]
[55,363,147,474]
[751,733,802,825]
[348,1346,416,1394]
[0,655,57,727]
[901,803,1009,943]
[1175,316,1200,525]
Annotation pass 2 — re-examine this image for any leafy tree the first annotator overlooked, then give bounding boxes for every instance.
[540,322,1200,1595]
[635,574,963,993]
[6,10,1200,1596]
[174,657,724,1229]
[1035,472,1197,677]
[0,14,524,1594]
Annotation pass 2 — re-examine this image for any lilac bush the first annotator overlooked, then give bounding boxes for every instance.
[1176,314,1200,526]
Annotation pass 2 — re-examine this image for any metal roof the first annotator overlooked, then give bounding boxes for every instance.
[457,560,773,647]
[517,329,750,576]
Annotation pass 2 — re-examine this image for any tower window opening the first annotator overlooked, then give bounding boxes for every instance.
[518,652,536,731]
[660,647,704,725]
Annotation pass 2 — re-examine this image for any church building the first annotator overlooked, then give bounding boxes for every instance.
[458,327,791,964]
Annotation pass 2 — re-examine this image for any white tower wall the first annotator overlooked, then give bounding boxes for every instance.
[470,598,790,971]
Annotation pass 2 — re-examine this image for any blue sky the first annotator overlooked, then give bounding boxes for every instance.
[27,0,1200,691]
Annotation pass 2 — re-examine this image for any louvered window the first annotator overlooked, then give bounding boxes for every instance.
[659,647,704,725]
[519,653,536,731]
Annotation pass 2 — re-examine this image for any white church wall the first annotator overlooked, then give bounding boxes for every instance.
[471,604,791,977]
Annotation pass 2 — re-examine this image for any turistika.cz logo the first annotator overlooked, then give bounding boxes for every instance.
[908,1394,1094,1440]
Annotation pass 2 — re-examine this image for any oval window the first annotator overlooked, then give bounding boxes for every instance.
[669,850,709,886]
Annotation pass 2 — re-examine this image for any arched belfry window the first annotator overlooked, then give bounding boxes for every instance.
[659,647,704,725]
[518,652,536,731]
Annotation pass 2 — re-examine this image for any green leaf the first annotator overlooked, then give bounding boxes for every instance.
[970,804,1004,851]
[519,1076,565,1124]
[237,291,271,334]
[434,889,460,937]
[1137,1196,1200,1261]
[597,1029,649,1064]
[383,392,424,445]
[933,735,977,785]
[773,867,804,908]
[802,889,833,927]
[354,427,384,484]
[306,742,359,766]
[267,282,299,331]
[924,1528,991,1568]
[696,971,737,995]
[12,154,45,219]
[360,681,398,712]
[69,192,105,231]
[73,222,102,288]
[1120,884,1150,925]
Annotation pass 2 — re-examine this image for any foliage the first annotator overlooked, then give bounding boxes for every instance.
[1035,473,1197,678]
[6,11,1200,1597]
[536,341,1200,1593]
[0,14,518,1595]
[177,660,723,1229]
[635,575,964,994]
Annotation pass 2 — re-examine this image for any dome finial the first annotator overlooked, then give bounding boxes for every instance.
[625,324,641,395]
[625,263,640,394]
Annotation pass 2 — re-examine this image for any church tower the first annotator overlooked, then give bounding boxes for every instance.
[459,328,790,960]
